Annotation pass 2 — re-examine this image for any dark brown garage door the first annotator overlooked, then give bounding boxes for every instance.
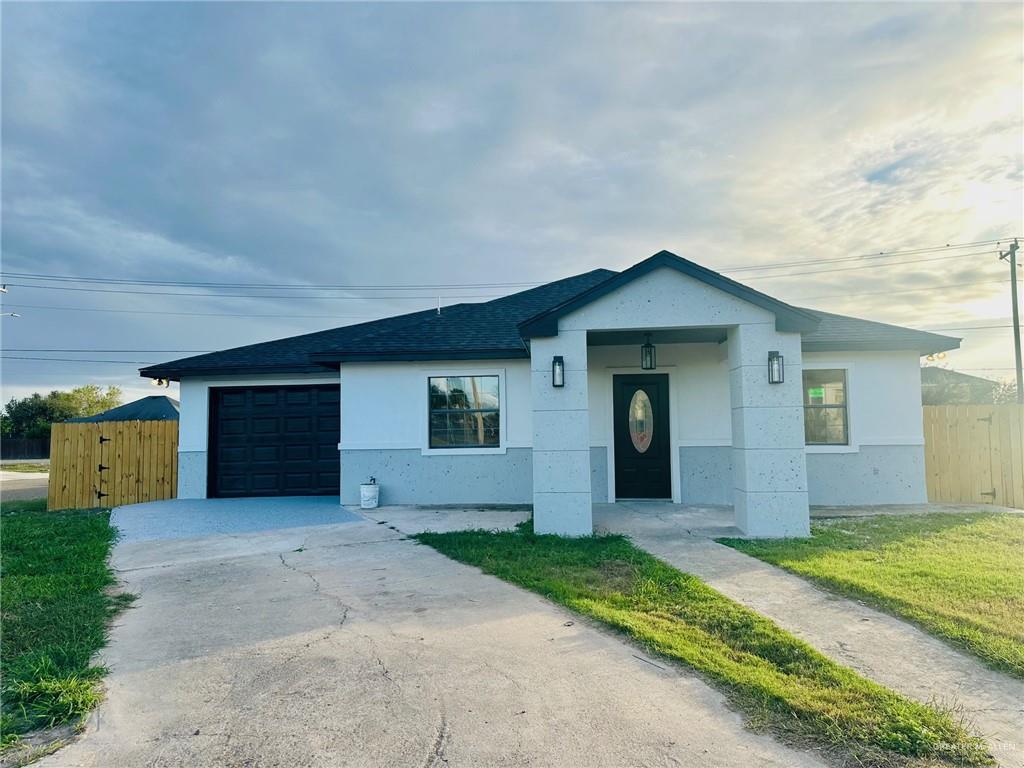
[208,385,340,498]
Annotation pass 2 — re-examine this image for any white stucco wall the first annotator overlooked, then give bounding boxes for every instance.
[802,349,927,504]
[338,359,535,506]
[801,350,925,450]
[561,267,775,332]
[339,359,532,450]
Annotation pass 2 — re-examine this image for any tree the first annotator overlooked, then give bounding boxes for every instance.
[992,379,1019,405]
[1,386,123,439]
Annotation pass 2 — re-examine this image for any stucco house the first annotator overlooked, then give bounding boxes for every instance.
[141,251,959,537]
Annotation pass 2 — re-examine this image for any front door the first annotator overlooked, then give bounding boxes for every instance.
[613,374,671,499]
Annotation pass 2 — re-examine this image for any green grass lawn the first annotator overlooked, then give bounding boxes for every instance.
[1,463,49,473]
[718,513,1024,679]
[0,498,131,747]
[416,524,990,767]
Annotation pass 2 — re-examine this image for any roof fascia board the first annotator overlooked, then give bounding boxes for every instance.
[138,363,328,381]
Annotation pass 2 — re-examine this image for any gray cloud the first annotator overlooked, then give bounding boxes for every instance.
[2,2,1022,401]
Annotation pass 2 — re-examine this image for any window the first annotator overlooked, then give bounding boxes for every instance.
[428,375,500,448]
[803,369,848,445]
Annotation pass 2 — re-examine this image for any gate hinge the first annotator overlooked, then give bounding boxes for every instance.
[977,415,993,424]
[980,489,996,498]
[98,464,109,472]
[96,490,109,499]
[99,436,111,444]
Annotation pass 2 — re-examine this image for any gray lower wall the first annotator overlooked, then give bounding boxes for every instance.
[189,442,925,507]
[675,444,926,507]
[806,444,926,505]
[679,446,733,505]
[341,448,533,506]
[178,450,208,499]
[590,447,608,502]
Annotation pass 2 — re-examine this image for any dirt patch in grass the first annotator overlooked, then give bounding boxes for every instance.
[416,526,992,767]
[0,498,132,753]
[719,512,1024,678]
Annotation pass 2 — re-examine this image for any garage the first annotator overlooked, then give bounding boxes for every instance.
[208,385,340,498]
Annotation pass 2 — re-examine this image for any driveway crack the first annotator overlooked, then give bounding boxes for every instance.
[422,712,450,768]
[278,548,353,629]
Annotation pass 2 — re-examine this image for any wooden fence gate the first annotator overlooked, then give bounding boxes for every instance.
[48,420,178,510]
[922,404,1024,509]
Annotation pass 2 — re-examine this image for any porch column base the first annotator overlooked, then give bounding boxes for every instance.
[533,493,592,536]
[734,490,810,537]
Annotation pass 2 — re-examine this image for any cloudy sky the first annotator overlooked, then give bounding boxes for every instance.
[2,2,1022,403]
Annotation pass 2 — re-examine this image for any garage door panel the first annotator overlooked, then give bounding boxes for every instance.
[285,444,311,461]
[209,384,340,498]
[284,416,311,433]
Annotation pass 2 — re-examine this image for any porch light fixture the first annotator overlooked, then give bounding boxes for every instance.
[768,351,784,384]
[640,333,657,371]
[552,356,565,387]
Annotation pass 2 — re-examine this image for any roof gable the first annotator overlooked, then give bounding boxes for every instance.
[518,251,821,337]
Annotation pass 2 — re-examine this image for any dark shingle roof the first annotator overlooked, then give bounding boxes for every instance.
[798,309,959,354]
[141,270,614,378]
[140,259,959,380]
[67,395,180,422]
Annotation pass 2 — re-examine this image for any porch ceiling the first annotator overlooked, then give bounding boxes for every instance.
[586,327,727,346]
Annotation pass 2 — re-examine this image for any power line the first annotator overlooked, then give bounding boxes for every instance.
[720,237,1018,273]
[1,356,155,364]
[8,249,1002,296]
[7,238,1016,289]
[0,283,502,300]
[0,304,384,320]
[0,272,541,291]
[3,249,996,299]
[3,352,211,354]
[920,325,1014,331]
[733,249,1000,281]
[792,277,1020,302]
[4,278,1020,320]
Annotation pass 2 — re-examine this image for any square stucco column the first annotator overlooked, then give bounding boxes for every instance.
[728,323,810,537]
[530,331,592,536]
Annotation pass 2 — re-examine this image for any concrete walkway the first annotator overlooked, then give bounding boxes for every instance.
[38,501,826,768]
[598,502,1024,767]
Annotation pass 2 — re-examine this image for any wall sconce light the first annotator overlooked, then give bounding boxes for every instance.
[150,378,170,388]
[641,333,657,370]
[552,356,565,387]
[768,351,784,384]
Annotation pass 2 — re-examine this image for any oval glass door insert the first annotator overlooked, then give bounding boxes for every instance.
[628,390,654,453]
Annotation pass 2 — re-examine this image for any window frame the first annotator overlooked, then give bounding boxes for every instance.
[802,363,858,453]
[422,368,507,455]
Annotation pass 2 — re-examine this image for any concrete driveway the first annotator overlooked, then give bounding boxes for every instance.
[41,498,825,768]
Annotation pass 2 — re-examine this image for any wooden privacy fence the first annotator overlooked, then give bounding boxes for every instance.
[48,420,178,510]
[923,404,1024,509]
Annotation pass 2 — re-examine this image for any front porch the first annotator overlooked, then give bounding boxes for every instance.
[523,253,821,538]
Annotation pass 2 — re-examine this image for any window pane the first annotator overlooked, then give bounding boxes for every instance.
[428,375,500,448]
[803,369,846,406]
[804,407,848,445]
[802,369,848,445]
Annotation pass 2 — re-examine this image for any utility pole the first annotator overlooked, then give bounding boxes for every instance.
[999,238,1022,404]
